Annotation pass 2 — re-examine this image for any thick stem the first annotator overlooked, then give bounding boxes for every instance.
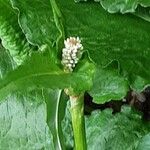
[70,94,87,150]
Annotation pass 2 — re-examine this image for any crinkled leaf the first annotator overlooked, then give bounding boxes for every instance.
[10,0,62,49]
[62,105,150,149]
[76,0,150,22]
[0,0,35,65]
[93,0,150,13]
[94,0,150,23]
[85,107,150,150]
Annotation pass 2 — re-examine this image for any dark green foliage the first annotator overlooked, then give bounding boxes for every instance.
[0,0,150,149]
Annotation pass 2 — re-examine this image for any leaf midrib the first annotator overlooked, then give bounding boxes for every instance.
[0,70,66,91]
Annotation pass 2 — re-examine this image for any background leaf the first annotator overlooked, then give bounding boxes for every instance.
[0,90,55,150]
[93,0,150,14]
[56,0,150,103]
[10,0,61,49]
[0,0,35,65]
[0,44,16,76]
[62,104,150,150]
[89,63,129,104]
[137,133,150,150]
[85,107,150,150]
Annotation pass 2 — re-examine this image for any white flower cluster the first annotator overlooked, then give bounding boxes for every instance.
[61,37,83,72]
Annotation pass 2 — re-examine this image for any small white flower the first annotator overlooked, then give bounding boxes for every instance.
[61,37,83,72]
[70,60,74,64]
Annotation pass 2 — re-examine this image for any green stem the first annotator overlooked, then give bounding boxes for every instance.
[70,94,87,150]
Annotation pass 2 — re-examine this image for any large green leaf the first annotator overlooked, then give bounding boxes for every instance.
[0,44,67,150]
[0,45,55,149]
[0,89,67,150]
[0,48,95,101]
[93,0,150,13]
[62,104,150,150]
[0,90,55,150]
[10,0,63,51]
[56,0,150,99]
[0,0,35,65]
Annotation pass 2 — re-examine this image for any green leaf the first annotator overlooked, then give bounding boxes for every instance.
[10,0,62,50]
[0,90,55,150]
[0,44,16,77]
[0,0,35,65]
[0,48,95,101]
[85,107,150,150]
[0,43,55,150]
[94,0,150,23]
[137,133,150,150]
[62,105,150,150]
[57,0,150,95]
[89,63,129,104]
[0,46,67,149]
[76,0,150,23]
[93,0,150,14]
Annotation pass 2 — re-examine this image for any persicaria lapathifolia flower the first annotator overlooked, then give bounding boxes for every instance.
[61,37,83,72]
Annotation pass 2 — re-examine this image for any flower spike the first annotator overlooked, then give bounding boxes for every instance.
[61,37,83,72]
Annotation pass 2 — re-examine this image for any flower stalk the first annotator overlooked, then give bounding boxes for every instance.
[62,37,87,149]
[70,94,87,150]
